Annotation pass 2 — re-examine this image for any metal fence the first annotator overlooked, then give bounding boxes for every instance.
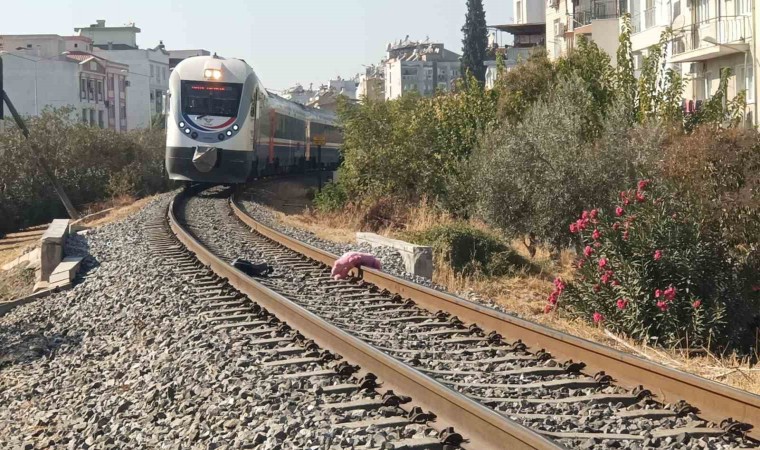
[574,0,626,27]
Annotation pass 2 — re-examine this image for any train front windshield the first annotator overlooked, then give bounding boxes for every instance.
[181,81,242,117]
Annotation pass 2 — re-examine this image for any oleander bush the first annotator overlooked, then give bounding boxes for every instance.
[551,180,756,349]
[0,107,172,233]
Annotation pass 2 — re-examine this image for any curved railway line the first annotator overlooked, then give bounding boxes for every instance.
[166,185,760,449]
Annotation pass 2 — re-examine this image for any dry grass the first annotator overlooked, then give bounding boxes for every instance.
[269,198,760,395]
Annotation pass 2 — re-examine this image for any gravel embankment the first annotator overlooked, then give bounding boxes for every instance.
[0,194,434,449]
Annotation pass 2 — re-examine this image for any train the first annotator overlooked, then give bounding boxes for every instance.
[165,55,342,184]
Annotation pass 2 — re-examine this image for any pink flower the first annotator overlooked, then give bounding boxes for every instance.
[569,223,578,233]
[657,300,669,312]
[612,222,620,231]
[636,191,646,203]
[581,210,589,220]
[615,206,624,217]
[692,299,702,309]
[590,209,599,219]
[584,246,594,257]
[751,285,760,292]
[544,304,554,314]
[576,219,587,231]
[592,229,601,240]
[576,258,585,268]
[620,191,628,200]
[655,289,662,298]
[593,312,604,323]
[637,179,650,191]
[553,277,566,292]
[623,198,631,206]
[653,250,662,261]
[616,298,628,309]
[611,279,620,286]
[548,292,559,304]
[663,286,676,302]
[622,230,629,241]
[601,270,614,284]
[593,284,601,292]
[598,258,608,269]
[594,241,601,248]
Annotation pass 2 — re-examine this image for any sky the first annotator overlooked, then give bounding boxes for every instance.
[1,0,513,91]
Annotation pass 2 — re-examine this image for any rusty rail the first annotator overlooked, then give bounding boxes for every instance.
[169,192,562,450]
[230,192,760,441]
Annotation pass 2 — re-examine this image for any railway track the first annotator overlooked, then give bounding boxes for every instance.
[169,186,760,449]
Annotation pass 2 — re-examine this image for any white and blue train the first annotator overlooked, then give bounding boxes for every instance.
[165,55,342,184]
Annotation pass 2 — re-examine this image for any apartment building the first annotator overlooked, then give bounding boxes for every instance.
[487,0,547,88]
[75,20,169,129]
[384,38,461,100]
[358,64,385,102]
[546,0,627,63]
[0,34,128,130]
[661,0,756,126]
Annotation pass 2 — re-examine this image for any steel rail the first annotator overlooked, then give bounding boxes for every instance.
[169,192,562,450]
[230,192,760,440]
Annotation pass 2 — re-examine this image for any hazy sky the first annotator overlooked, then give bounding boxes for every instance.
[1,0,513,91]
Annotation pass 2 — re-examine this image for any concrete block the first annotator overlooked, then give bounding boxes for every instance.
[49,256,83,284]
[356,232,433,279]
[39,219,69,282]
[2,247,40,271]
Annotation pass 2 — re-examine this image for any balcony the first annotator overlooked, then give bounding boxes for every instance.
[671,16,752,63]
[574,0,626,27]
[632,7,657,33]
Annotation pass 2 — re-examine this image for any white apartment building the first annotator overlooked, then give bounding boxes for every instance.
[660,0,757,126]
[546,0,626,63]
[75,20,169,130]
[487,0,546,88]
[0,34,128,130]
[328,76,358,100]
[384,38,461,100]
[358,64,385,102]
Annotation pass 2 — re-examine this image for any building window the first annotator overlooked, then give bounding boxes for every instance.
[89,109,95,126]
[516,0,522,23]
[150,64,154,77]
[120,105,127,120]
[747,65,755,103]
[80,79,87,99]
[82,109,87,123]
[108,74,114,91]
[74,43,78,48]
[90,61,98,71]
[109,104,115,119]
[98,110,104,128]
[88,79,95,101]
[97,81,103,102]
[119,76,125,91]
[737,0,750,16]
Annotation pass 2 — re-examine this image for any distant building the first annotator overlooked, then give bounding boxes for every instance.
[383,37,461,100]
[0,34,128,130]
[545,0,626,63]
[486,0,546,88]
[168,49,211,69]
[282,83,317,105]
[328,76,358,100]
[358,64,385,102]
[75,20,169,129]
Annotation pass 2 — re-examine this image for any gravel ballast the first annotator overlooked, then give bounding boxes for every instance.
[0,194,438,449]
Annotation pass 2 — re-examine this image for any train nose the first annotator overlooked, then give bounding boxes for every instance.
[192,146,218,173]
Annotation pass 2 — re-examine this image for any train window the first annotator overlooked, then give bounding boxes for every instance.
[181,81,242,117]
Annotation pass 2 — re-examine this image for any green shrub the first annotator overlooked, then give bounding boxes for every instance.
[0,107,172,233]
[473,76,661,250]
[552,180,755,349]
[313,181,347,213]
[402,222,531,276]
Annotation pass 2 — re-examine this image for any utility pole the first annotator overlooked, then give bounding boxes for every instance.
[0,55,79,219]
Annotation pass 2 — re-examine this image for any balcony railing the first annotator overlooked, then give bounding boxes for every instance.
[672,16,751,55]
[631,7,659,33]
[574,0,626,27]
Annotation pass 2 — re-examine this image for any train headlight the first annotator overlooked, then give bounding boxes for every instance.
[204,69,222,80]
[232,124,239,131]
[226,130,233,136]
[179,121,185,128]
[184,128,191,134]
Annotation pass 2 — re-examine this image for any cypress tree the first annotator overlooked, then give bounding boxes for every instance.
[461,0,488,84]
